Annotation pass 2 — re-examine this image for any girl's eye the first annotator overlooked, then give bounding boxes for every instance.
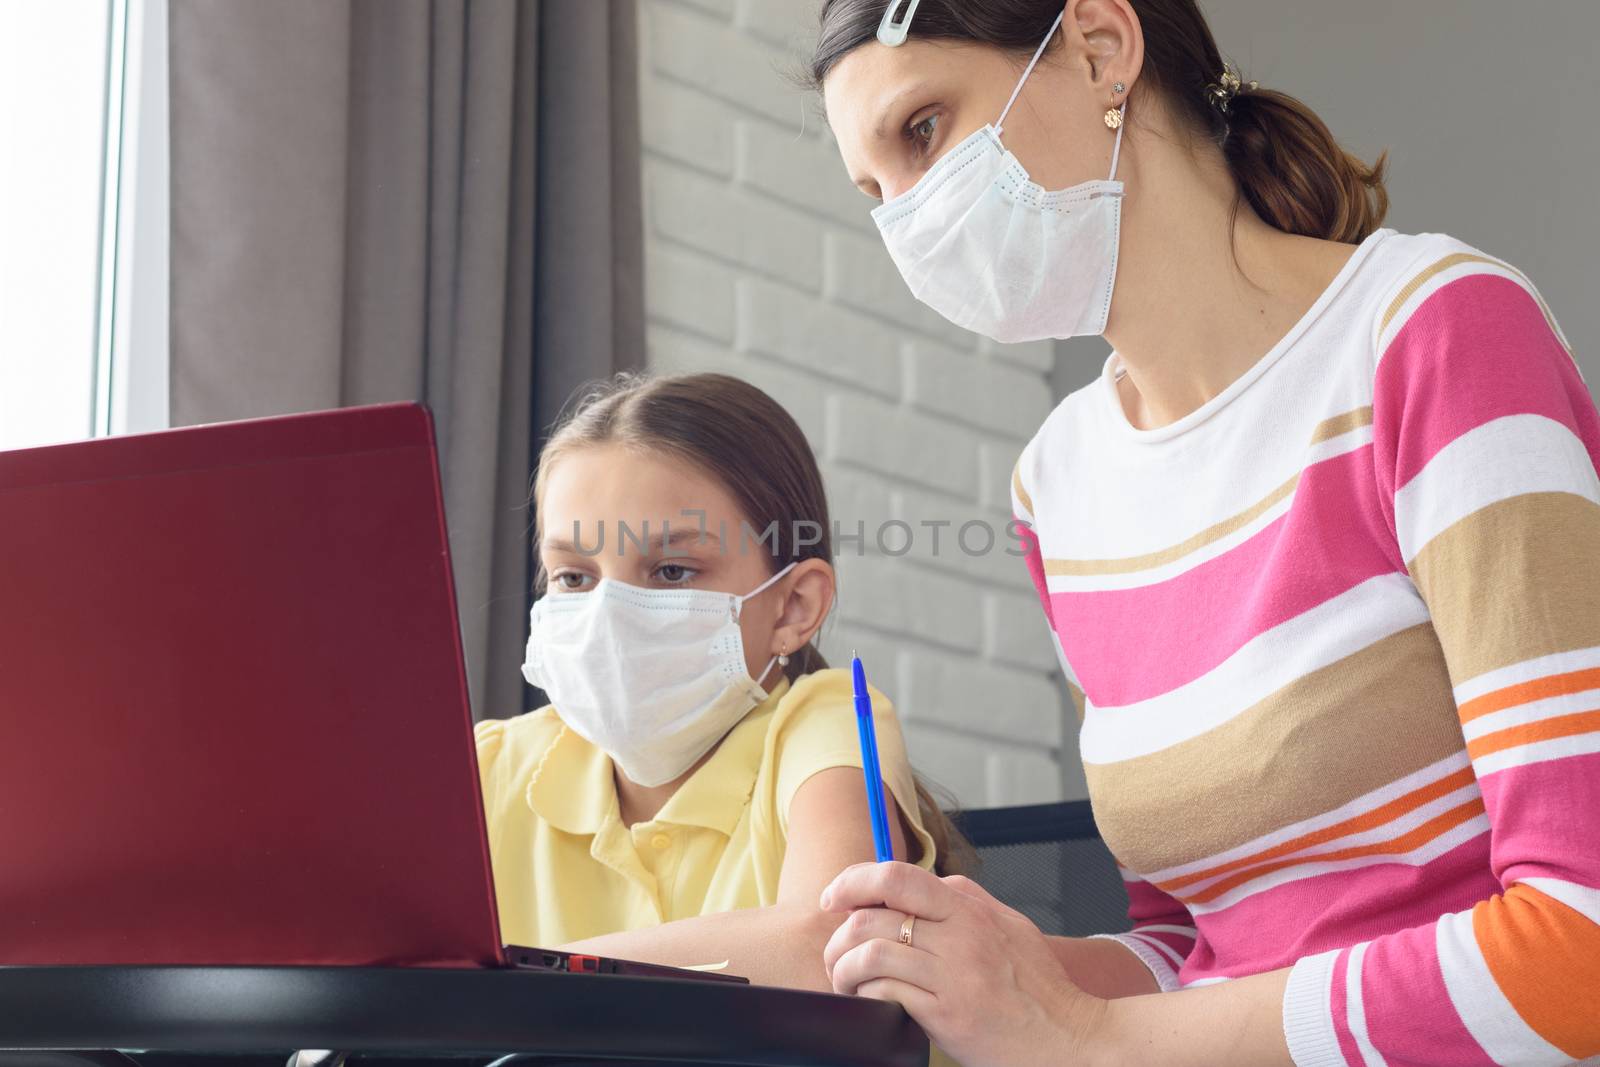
[654,563,698,585]
[551,571,592,592]
[908,113,939,150]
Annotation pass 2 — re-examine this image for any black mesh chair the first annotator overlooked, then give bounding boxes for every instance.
[951,800,1132,938]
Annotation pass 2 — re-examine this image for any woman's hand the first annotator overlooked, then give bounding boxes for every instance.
[821,862,1108,1067]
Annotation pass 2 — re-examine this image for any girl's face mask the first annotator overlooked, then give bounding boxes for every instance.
[521,562,795,787]
[871,9,1127,343]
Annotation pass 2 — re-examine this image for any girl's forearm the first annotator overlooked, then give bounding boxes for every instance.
[559,903,840,992]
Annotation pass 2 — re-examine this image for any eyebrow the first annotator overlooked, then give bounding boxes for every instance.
[848,81,937,193]
[657,526,723,550]
[540,526,724,554]
[872,81,934,141]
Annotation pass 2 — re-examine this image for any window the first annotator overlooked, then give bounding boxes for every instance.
[0,0,168,452]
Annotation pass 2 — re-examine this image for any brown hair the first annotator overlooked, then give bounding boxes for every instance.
[534,372,971,873]
[809,0,1387,243]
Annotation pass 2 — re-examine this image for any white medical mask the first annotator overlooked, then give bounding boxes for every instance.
[871,10,1126,343]
[521,562,797,788]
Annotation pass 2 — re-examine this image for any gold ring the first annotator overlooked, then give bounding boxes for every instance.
[898,914,916,948]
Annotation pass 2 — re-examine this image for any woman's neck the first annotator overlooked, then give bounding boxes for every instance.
[1105,125,1362,431]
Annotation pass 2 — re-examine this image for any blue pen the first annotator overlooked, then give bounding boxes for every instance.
[851,652,895,863]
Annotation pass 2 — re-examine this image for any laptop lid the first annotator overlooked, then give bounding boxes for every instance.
[0,403,505,966]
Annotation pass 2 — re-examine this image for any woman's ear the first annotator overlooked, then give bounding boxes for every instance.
[769,558,836,657]
[1073,0,1143,97]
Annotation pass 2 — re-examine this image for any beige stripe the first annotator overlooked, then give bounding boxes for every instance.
[1409,492,1600,684]
[1381,252,1571,355]
[1043,471,1299,577]
[1309,405,1372,444]
[1085,624,1466,875]
[1043,406,1371,578]
[1011,462,1034,518]
[1381,253,1492,333]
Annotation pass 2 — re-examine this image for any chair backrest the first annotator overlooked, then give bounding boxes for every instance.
[0,1055,141,1066]
[951,801,1132,938]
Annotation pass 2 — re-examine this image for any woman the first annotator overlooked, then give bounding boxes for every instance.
[811,1,1600,1065]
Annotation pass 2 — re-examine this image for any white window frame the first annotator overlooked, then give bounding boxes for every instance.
[0,0,170,449]
[104,0,170,437]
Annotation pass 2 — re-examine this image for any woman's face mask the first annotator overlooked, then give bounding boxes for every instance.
[522,562,797,788]
[846,10,1128,343]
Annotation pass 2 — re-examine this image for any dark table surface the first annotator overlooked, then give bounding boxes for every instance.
[0,966,930,1067]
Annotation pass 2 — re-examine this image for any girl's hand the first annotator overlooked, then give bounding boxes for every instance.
[821,862,1109,1067]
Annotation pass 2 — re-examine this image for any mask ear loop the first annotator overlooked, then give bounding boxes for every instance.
[753,653,784,688]
[737,561,800,686]
[1108,103,1127,180]
[730,560,799,622]
[994,10,1128,183]
[995,9,1067,137]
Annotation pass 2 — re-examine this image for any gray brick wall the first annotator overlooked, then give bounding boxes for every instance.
[638,0,1083,807]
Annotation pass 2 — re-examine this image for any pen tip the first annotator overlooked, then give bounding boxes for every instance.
[852,648,858,659]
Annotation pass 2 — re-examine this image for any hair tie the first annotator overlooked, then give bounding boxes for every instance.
[1205,62,1258,115]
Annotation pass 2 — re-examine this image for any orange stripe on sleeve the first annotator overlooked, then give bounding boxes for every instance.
[1465,708,1600,761]
[1474,883,1600,1059]
[1458,667,1600,724]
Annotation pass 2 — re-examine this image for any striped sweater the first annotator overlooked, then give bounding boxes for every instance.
[1011,229,1600,1066]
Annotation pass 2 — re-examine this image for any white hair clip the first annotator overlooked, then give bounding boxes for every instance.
[877,0,923,47]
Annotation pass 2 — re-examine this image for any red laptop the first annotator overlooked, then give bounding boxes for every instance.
[0,403,737,980]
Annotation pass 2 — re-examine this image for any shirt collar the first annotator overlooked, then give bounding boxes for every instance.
[654,678,788,835]
[524,678,791,838]
[523,722,615,837]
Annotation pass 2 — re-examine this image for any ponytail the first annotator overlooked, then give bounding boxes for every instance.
[1221,87,1389,243]
[1127,0,1391,244]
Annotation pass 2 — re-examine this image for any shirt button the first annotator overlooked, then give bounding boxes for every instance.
[650,833,671,851]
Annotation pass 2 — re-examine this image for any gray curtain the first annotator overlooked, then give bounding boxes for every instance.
[168,0,644,719]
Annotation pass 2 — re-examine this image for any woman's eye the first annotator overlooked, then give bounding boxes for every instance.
[908,113,939,150]
[552,571,591,591]
[654,563,698,585]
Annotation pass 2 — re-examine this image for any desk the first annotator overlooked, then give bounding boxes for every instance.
[0,966,928,1066]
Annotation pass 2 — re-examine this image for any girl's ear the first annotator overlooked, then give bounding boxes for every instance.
[769,558,836,658]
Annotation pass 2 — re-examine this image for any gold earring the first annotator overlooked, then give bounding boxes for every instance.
[1106,80,1128,129]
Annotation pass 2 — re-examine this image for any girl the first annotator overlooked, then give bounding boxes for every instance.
[474,371,961,992]
[813,1,1600,1065]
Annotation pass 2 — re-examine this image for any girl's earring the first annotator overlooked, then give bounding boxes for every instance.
[777,645,790,668]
